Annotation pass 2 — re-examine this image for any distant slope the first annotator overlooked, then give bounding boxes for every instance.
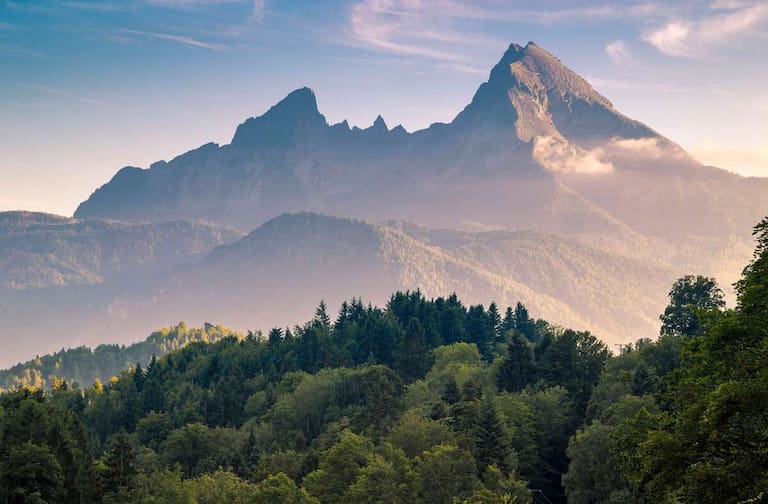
[0,211,242,289]
[0,323,241,391]
[387,221,677,340]
[0,211,243,367]
[142,212,675,344]
[151,212,591,333]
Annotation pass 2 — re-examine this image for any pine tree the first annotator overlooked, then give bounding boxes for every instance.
[497,332,535,392]
[473,396,512,473]
[314,300,331,329]
[103,431,137,494]
[488,302,502,343]
[394,318,431,382]
[335,301,350,327]
[631,362,656,396]
[268,327,283,345]
[132,363,144,393]
[467,305,495,361]
[501,307,515,337]
[514,302,537,342]
[442,377,461,405]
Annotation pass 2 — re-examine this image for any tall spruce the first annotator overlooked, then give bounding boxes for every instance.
[474,395,512,473]
[103,431,137,494]
[497,332,535,392]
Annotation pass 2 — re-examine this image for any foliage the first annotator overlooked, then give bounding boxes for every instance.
[659,275,724,337]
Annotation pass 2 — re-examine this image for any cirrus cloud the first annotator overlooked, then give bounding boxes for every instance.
[644,2,768,57]
[605,40,631,64]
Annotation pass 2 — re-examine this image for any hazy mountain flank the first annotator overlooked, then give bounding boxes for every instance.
[150,213,676,343]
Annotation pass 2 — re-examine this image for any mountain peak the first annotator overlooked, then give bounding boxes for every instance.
[452,41,657,143]
[450,42,527,133]
[271,87,319,115]
[370,115,388,132]
[231,87,326,146]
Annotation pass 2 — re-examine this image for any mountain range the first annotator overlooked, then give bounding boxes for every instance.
[1,41,765,368]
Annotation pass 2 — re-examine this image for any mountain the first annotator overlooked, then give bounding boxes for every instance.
[75,42,767,241]
[132,212,676,344]
[0,211,242,366]
[3,41,766,366]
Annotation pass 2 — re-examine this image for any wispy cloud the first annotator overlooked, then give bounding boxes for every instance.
[0,46,46,58]
[78,96,103,105]
[144,0,244,7]
[59,1,126,12]
[347,1,664,64]
[644,2,768,57]
[605,40,631,64]
[495,3,663,24]
[120,28,228,50]
[18,83,64,94]
[251,0,265,22]
[143,0,266,19]
[348,0,482,62]
[533,136,615,175]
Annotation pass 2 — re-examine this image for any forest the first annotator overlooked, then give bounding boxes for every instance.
[1,218,767,503]
[0,323,240,392]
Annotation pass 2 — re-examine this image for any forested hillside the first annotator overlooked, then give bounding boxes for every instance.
[2,218,767,503]
[0,323,240,392]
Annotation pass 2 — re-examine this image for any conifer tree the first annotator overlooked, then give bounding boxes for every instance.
[442,377,461,405]
[474,395,512,473]
[268,327,283,345]
[497,332,535,392]
[314,300,331,329]
[501,306,515,337]
[488,302,502,342]
[514,302,537,341]
[103,431,137,494]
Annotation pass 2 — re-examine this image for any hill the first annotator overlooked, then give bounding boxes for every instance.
[144,212,675,343]
[0,212,242,366]
[0,323,240,391]
[0,211,242,289]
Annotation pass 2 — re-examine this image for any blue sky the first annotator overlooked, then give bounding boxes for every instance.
[1,0,767,215]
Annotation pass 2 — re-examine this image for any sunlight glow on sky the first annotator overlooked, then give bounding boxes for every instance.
[1,0,767,215]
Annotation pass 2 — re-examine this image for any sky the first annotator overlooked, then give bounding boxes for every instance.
[1,0,767,216]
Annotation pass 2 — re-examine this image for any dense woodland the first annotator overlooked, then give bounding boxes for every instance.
[2,218,768,503]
